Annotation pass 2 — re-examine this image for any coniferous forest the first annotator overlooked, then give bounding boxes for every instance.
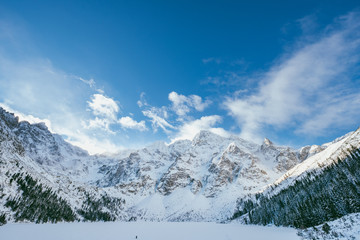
[3,172,125,223]
[232,147,360,228]
[77,191,125,222]
[5,173,76,223]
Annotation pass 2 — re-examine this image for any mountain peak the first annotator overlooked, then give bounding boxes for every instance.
[263,138,273,146]
[225,142,241,154]
[0,107,19,129]
[192,130,223,146]
[193,130,221,140]
[33,122,49,131]
[145,140,168,152]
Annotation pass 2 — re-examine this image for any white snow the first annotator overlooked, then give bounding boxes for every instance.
[264,128,360,196]
[2,107,360,226]
[299,213,360,240]
[0,222,301,240]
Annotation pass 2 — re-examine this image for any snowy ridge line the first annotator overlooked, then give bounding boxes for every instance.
[1,106,359,224]
[261,128,360,197]
[231,145,360,229]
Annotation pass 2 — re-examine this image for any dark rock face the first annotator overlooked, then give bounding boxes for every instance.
[157,171,192,195]
[260,139,305,173]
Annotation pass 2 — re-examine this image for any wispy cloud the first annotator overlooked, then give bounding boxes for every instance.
[142,107,175,134]
[296,14,319,35]
[139,92,229,141]
[118,116,147,131]
[137,92,148,108]
[224,11,360,142]
[168,91,211,117]
[73,76,96,88]
[201,59,250,91]
[139,91,214,135]
[202,57,222,64]
[202,72,248,88]
[297,92,360,135]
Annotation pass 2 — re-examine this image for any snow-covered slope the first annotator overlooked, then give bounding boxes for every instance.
[231,127,360,229]
[0,108,127,223]
[264,127,360,196]
[1,106,358,225]
[95,130,313,221]
[299,213,360,240]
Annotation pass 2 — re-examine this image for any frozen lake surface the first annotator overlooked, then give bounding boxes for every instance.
[0,222,301,240]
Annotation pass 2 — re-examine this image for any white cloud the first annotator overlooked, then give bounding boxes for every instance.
[85,94,148,133]
[87,93,119,120]
[137,92,148,108]
[171,115,230,142]
[118,116,147,131]
[82,93,121,133]
[138,92,176,133]
[74,76,96,88]
[297,93,360,135]
[58,127,122,155]
[140,91,214,135]
[168,91,211,117]
[224,12,360,142]
[82,117,114,134]
[142,107,175,134]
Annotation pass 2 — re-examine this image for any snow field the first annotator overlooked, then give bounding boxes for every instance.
[0,222,301,240]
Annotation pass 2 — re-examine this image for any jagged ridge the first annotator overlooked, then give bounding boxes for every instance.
[0,106,359,226]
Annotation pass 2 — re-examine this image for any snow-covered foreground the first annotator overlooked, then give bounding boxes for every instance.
[0,222,300,240]
[299,213,360,240]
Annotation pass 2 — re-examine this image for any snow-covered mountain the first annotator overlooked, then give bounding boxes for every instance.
[0,106,359,227]
[268,129,358,195]
[231,127,360,229]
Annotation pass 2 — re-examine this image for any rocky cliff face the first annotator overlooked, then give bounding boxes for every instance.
[0,107,352,222]
[97,130,308,199]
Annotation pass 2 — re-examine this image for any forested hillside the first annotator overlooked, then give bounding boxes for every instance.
[232,147,360,228]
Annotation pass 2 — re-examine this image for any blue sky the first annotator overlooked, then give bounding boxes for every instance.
[0,1,360,153]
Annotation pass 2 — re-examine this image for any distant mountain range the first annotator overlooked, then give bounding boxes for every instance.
[1,106,359,236]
